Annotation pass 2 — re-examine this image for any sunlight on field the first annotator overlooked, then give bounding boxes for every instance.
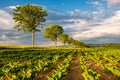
[0,45,120,80]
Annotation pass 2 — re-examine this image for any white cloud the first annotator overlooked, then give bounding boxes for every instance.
[92,11,99,15]
[69,9,81,17]
[71,10,120,40]
[107,0,120,8]
[89,1,101,6]
[0,9,14,30]
[1,34,7,39]
[7,5,20,10]
[8,6,16,9]
[0,5,120,45]
[47,8,120,43]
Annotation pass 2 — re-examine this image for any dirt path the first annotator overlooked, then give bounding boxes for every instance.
[65,54,84,80]
[35,57,65,80]
[85,56,117,80]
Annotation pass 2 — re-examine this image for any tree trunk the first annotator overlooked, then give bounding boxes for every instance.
[64,43,65,46]
[32,30,35,47]
[55,40,57,47]
[55,38,57,47]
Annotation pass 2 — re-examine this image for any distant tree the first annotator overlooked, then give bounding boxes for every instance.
[72,40,80,47]
[44,24,64,46]
[59,33,68,46]
[13,4,47,47]
[72,39,87,47]
[67,36,74,45]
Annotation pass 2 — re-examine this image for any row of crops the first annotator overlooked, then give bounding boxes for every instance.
[0,47,120,80]
[83,49,120,79]
[78,54,100,80]
[0,48,76,80]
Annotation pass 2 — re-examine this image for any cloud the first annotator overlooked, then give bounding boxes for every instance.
[44,8,120,44]
[71,10,120,41]
[0,9,14,30]
[0,30,62,46]
[0,6,54,46]
[107,0,120,8]
[69,9,81,17]
[0,30,19,45]
[46,9,93,26]
[0,5,120,45]
[46,11,73,26]
[89,1,101,6]
[84,35,120,44]
[8,6,16,9]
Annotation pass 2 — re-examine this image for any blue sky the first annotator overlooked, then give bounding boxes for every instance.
[0,0,93,10]
[0,0,120,45]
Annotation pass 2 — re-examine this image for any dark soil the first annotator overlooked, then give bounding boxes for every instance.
[35,57,65,80]
[65,54,84,80]
[85,56,117,80]
[35,54,118,80]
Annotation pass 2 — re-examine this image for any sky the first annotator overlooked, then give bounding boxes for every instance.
[0,0,120,46]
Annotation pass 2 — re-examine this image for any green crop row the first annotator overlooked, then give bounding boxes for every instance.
[0,49,74,80]
[82,48,120,79]
[78,54,100,80]
[47,53,74,80]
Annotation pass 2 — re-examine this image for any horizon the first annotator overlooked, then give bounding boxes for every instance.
[0,0,120,46]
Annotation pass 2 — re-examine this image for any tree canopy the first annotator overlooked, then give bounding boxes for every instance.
[44,24,64,46]
[59,33,68,46]
[13,4,47,47]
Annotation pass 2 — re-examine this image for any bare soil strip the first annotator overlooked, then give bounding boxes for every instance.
[85,56,117,80]
[35,57,65,80]
[65,54,84,80]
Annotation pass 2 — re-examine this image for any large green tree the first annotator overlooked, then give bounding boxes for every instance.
[59,33,68,46]
[13,4,47,47]
[44,24,64,46]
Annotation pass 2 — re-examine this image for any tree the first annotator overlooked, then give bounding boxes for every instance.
[72,40,80,47]
[13,4,47,47]
[59,33,68,46]
[44,24,64,47]
[67,36,74,45]
[72,39,87,47]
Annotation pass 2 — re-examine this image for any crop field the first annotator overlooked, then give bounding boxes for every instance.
[0,46,120,80]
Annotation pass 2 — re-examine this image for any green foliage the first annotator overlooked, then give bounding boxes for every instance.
[104,65,120,77]
[72,39,87,47]
[0,48,72,79]
[82,68,100,80]
[66,36,73,44]
[59,33,68,45]
[13,4,47,32]
[80,48,120,79]
[47,54,73,80]
[79,55,100,80]
[0,70,4,77]
[13,4,47,46]
[44,24,64,46]
[0,47,120,79]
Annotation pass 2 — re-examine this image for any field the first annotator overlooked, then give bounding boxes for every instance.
[0,46,120,80]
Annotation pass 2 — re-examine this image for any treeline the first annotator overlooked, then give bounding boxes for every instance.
[13,4,87,47]
[103,44,120,49]
[59,33,87,47]
[88,44,120,49]
[44,24,87,47]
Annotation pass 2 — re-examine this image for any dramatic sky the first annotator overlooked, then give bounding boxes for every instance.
[0,0,120,45]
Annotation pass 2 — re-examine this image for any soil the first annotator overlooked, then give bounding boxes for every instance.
[65,54,84,80]
[117,62,120,69]
[35,54,118,80]
[85,56,117,80]
[35,57,65,80]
